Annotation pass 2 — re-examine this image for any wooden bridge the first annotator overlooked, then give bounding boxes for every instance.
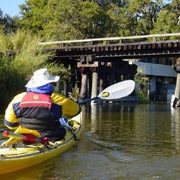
[38,33,180,102]
[40,33,180,59]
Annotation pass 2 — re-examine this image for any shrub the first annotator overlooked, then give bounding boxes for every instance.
[0,30,69,112]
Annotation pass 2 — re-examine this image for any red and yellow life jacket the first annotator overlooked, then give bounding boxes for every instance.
[18,92,61,139]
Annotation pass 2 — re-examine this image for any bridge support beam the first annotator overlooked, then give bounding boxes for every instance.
[175,73,180,99]
[171,58,180,107]
[79,71,88,101]
[171,73,180,107]
[91,70,98,103]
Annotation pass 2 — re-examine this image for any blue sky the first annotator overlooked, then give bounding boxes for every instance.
[0,0,26,17]
[0,0,171,17]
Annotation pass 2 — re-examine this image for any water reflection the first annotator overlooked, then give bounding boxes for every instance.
[170,107,180,152]
[83,103,180,156]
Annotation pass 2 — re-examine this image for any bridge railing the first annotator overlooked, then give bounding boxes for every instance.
[39,33,180,46]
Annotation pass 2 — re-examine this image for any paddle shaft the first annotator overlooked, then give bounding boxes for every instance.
[79,97,98,105]
[0,128,8,133]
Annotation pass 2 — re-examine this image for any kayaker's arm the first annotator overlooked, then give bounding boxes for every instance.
[4,93,27,130]
[51,92,81,117]
[4,104,19,129]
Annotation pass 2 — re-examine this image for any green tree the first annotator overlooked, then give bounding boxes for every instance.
[128,0,163,35]
[44,0,110,40]
[0,9,20,35]
[105,3,132,37]
[19,0,131,40]
[19,0,49,34]
[151,0,180,38]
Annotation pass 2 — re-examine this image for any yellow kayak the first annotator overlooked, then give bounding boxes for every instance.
[0,114,82,175]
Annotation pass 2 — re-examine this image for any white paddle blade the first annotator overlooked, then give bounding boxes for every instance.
[98,80,135,100]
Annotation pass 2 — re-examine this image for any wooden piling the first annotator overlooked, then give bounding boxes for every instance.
[79,71,88,100]
[171,58,180,107]
[91,71,98,103]
[175,73,180,99]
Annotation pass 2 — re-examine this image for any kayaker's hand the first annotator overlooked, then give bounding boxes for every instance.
[59,117,70,128]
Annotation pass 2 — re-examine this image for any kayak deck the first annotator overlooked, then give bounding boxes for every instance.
[0,118,82,174]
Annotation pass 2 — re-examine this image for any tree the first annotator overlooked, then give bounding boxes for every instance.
[19,0,49,34]
[105,3,132,37]
[44,0,111,40]
[19,0,112,40]
[8,0,178,41]
[0,8,20,35]
[151,0,180,37]
[127,0,163,35]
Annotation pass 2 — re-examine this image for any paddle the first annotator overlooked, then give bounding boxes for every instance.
[0,128,8,133]
[79,80,135,105]
[3,130,49,144]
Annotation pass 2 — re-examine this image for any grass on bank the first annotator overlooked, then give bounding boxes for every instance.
[0,30,70,112]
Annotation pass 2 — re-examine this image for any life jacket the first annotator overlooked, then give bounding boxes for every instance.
[18,92,62,139]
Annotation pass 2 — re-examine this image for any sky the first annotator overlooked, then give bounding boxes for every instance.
[0,0,171,17]
[0,0,26,17]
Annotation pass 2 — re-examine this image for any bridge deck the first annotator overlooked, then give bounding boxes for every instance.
[4,39,180,60]
[43,40,180,59]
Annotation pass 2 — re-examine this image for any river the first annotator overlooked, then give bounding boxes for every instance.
[1,103,180,180]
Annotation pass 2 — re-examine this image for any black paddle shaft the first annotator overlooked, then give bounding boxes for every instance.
[79,97,98,105]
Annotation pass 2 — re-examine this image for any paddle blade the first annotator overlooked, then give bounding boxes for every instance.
[98,80,135,100]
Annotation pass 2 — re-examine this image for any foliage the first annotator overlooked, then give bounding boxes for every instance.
[0,9,20,35]
[0,55,25,111]
[128,0,163,35]
[151,0,180,39]
[1,0,179,41]
[106,3,132,36]
[17,0,174,41]
[134,67,150,103]
[68,84,80,101]
[19,0,48,35]
[19,0,113,40]
[0,30,69,111]
[0,29,29,51]
[0,0,169,41]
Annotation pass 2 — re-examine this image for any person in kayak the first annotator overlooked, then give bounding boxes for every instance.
[4,68,81,141]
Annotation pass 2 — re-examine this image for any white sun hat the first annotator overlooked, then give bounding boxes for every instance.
[25,68,60,88]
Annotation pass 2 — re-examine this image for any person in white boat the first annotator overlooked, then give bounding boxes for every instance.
[4,68,81,141]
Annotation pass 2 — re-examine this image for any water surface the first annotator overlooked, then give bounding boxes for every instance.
[1,103,180,180]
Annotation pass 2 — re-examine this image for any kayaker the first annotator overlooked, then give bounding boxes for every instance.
[4,68,81,141]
